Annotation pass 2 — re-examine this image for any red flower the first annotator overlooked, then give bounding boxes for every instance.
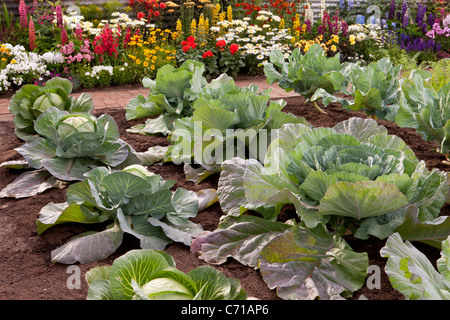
[182,45,191,52]
[216,39,226,48]
[181,41,188,46]
[153,10,160,17]
[187,36,195,42]
[159,2,166,9]
[137,12,145,19]
[202,50,214,58]
[230,43,239,55]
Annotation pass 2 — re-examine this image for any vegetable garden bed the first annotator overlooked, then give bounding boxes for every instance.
[0,94,447,300]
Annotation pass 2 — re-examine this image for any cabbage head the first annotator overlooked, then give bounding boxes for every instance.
[8,77,94,141]
[217,117,449,240]
[85,249,247,300]
[15,107,139,181]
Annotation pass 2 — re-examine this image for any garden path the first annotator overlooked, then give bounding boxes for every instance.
[0,75,296,122]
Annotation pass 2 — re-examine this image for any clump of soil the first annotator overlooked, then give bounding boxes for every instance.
[0,96,446,300]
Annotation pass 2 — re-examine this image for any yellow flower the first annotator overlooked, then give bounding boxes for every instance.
[331,45,337,52]
[151,65,155,70]
[10,59,17,64]
[349,35,356,45]
[136,59,141,64]
[219,12,226,22]
[143,61,149,67]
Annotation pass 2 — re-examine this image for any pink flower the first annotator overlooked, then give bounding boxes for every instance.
[75,23,83,40]
[29,19,36,51]
[19,0,27,29]
[61,27,68,45]
[56,5,63,28]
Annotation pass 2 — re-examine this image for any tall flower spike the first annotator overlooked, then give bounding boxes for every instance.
[388,0,395,20]
[56,5,63,29]
[75,23,83,41]
[19,0,27,30]
[29,19,36,51]
[61,25,68,45]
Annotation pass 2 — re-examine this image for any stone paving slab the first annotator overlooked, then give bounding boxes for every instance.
[0,75,296,123]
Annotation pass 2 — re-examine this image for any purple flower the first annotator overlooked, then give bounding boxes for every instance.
[428,13,435,27]
[401,0,408,17]
[389,0,396,20]
[402,13,409,29]
[318,25,324,35]
[341,20,348,36]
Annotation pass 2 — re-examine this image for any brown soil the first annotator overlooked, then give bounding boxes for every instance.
[0,96,447,301]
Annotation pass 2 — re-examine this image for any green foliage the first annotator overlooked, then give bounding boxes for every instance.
[381,232,450,300]
[216,117,448,239]
[14,108,139,182]
[345,57,402,120]
[395,70,450,156]
[8,77,94,141]
[77,0,125,22]
[263,44,347,114]
[125,60,208,135]
[166,75,310,183]
[85,249,247,300]
[428,58,450,92]
[192,214,369,300]
[36,165,208,264]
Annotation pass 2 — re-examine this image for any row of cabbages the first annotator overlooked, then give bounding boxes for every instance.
[1,53,449,300]
[264,44,450,160]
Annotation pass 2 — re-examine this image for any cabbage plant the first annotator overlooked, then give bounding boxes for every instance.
[85,249,247,300]
[216,117,448,240]
[395,70,450,159]
[344,57,402,121]
[381,232,450,300]
[8,77,94,141]
[166,84,310,183]
[263,44,347,114]
[36,164,217,264]
[14,107,138,182]
[125,60,208,136]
